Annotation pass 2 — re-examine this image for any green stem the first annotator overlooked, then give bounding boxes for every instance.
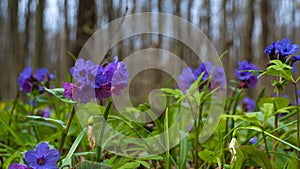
[272,77,281,168]
[165,107,170,169]
[222,85,239,168]
[96,101,112,162]
[59,106,76,154]
[293,83,300,169]
[261,126,270,157]
[194,102,204,169]
[7,90,20,146]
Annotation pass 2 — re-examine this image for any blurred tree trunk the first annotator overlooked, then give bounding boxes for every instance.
[243,0,254,62]
[220,0,227,56]
[24,0,31,65]
[59,0,71,81]
[35,0,45,68]
[74,0,97,57]
[5,0,19,97]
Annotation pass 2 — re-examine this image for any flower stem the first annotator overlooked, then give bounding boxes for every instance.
[59,106,75,154]
[271,77,282,168]
[7,90,20,146]
[96,101,112,162]
[222,85,239,168]
[194,102,204,169]
[293,83,300,168]
[261,126,270,157]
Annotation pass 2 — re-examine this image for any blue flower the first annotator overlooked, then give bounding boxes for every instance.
[104,57,118,83]
[249,136,258,144]
[235,60,259,88]
[265,38,299,59]
[178,67,195,93]
[38,107,50,118]
[71,58,88,84]
[62,82,73,99]
[276,38,298,57]
[178,62,226,92]
[210,66,226,90]
[264,42,277,56]
[95,83,112,101]
[9,163,31,169]
[67,57,129,102]
[243,97,255,112]
[111,61,130,96]
[18,66,33,93]
[25,142,60,169]
[36,68,49,82]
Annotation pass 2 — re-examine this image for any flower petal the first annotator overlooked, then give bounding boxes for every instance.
[36,142,50,157]
[25,150,37,165]
[45,149,60,164]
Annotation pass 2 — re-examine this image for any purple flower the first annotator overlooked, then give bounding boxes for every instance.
[62,82,73,99]
[38,107,50,118]
[276,38,298,57]
[235,60,259,88]
[111,61,129,96]
[95,66,106,86]
[104,57,118,83]
[249,136,258,144]
[194,63,211,81]
[178,67,195,93]
[67,57,129,102]
[25,142,60,169]
[243,97,255,112]
[95,83,112,101]
[9,163,31,169]
[36,68,49,82]
[18,67,33,93]
[264,42,277,57]
[72,84,94,104]
[71,58,89,84]
[210,66,226,90]
[178,62,226,92]
[18,66,55,93]
[265,38,299,59]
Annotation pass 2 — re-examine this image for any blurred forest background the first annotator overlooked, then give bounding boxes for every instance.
[1,0,300,100]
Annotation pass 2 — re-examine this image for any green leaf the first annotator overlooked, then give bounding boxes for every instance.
[137,160,150,169]
[26,115,66,130]
[259,60,293,80]
[198,150,218,163]
[44,88,76,103]
[223,113,262,126]
[62,128,87,167]
[254,87,265,112]
[179,135,188,169]
[75,161,111,169]
[238,146,271,169]
[0,118,24,146]
[234,126,300,152]
[118,162,140,169]
[231,148,245,169]
[161,88,183,99]
[3,151,20,169]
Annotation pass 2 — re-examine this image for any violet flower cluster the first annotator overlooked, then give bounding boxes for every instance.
[264,38,300,72]
[9,142,60,169]
[63,57,129,103]
[243,97,255,112]
[18,67,55,93]
[178,61,226,93]
[235,60,259,88]
[264,38,299,61]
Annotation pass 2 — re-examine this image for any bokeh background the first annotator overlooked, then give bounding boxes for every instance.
[1,0,300,101]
